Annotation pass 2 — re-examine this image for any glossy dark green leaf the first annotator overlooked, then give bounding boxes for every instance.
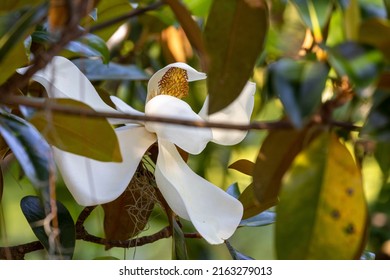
[291,0,334,32]
[65,33,110,64]
[251,125,320,219]
[28,98,122,162]
[359,18,390,61]
[361,90,390,141]
[20,195,76,259]
[72,58,149,81]
[276,133,367,259]
[172,218,188,260]
[0,110,53,190]
[268,58,329,127]
[360,251,375,260]
[0,4,47,83]
[328,42,384,89]
[204,0,268,114]
[225,240,255,260]
[239,210,276,227]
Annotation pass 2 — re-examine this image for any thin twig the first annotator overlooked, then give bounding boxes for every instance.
[0,94,361,131]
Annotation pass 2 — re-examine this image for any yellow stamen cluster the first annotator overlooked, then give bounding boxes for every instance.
[158,67,189,99]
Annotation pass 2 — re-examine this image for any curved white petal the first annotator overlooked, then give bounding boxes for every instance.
[110,95,146,125]
[144,95,212,155]
[53,125,156,206]
[199,82,256,145]
[147,62,206,101]
[155,140,243,244]
[20,56,118,114]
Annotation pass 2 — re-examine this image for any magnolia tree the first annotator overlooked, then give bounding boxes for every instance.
[0,0,389,260]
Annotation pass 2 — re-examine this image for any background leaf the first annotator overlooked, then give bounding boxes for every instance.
[72,58,149,81]
[65,33,110,64]
[228,159,254,176]
[239,210,276,227]
[0,110,53,190]
[268,58,329,127]
[276,133,367,259]
[28,98,122,162]
[20,195,76,259]
[291,0,334,32]
[204,0,268,114]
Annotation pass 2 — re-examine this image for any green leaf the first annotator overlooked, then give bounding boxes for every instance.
[359,18,390,61]
[20,195,75,260]
[0,166,3,202]
[328,42,384,88]
[344,0,361,41]
[0,0,44,14]
[0,110,53,189]
[268,58,329,128]
[291,0,334,32]
[225,240,255,260]
[94,256,120,260]
[72,58,149,81]
[28,98,122,162]
[172,218,188,260]
[276,133,367,259]
[374,141,390,180]
[228,159,254,176]
[251,125,320,219]
[65,33,110,64]
[360,251,376,260]
[239,210,276,227]
[88,0,133,41]
[239,183,270,219]
[204,0,268,114]
[0,4,47,84]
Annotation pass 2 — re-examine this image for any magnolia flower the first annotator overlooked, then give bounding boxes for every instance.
[21,56,255,244]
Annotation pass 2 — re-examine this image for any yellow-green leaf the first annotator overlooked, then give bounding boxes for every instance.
[204,0,268,114]
[276,133,368,259]
[29,98,122,162]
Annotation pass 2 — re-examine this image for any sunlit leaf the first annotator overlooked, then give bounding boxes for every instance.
[344,0,361,41]
[0,4,47,84]
[87,0,133,41]
[65,33,110,64]
[0,110,53,190]
[239,210,276,227]
[267,58,329,127]
[20,195,76,259]
[164,0,206,64]
[327,42,384,88]
[291,0,334,34]
[228,159,254,176]
[276,133,367,259]
[251,126,320,218]
[72,58,149,81]
[226,240,255,260]
[28,98,122,162]
[102,169,155,250]
[204,0,268,114]
[172,218,188,260]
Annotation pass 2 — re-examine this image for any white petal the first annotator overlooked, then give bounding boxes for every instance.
[144,95,212,155]
[147,62,206,101]
[19,56,118,114]
[109,95,146,125]
[199,82,256,145]
[155,140,243,244]
[53,125,156,206]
